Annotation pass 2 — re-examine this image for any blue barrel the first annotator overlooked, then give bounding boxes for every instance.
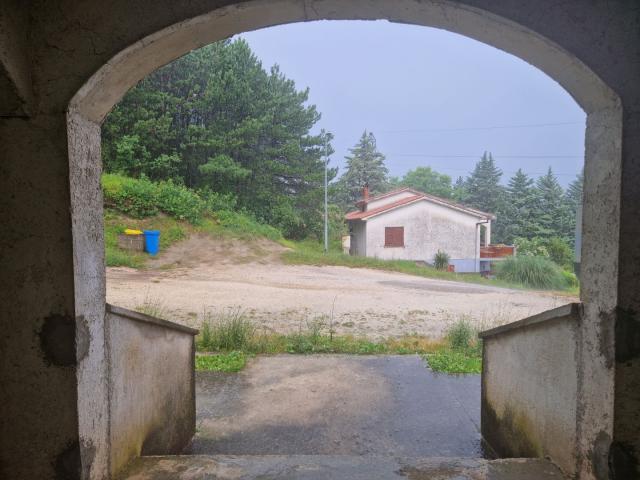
[143,230,160,256]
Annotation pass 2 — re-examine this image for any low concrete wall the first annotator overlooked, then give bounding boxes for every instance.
[480,303,581,477]
[106,304,198,476]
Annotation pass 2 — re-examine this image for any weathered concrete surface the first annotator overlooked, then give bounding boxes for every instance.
[0,0,32,116]
[190,355,482,457]
[118,455,566,480]
[480,304,580,477]
[1,2,639,479]
[107,305,198,477]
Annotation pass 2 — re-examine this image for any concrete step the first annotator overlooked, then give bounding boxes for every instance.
[119,455,567,479]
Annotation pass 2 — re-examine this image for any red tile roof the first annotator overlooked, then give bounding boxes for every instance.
[345,187,495,221]
[345,194,423,220]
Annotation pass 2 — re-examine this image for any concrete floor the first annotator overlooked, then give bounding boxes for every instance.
[120,455,566,479]
[188,355,484,457]
[119,355,567,479]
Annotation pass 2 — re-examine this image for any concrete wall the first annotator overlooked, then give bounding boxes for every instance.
[480,304,581,477]
[364,200,478,264]
[106,304,197,477]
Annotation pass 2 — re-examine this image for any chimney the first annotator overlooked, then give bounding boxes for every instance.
[363,184,370,202]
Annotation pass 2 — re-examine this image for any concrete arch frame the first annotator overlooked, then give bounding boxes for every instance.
[68,2,623,479]
[1,1,637,480]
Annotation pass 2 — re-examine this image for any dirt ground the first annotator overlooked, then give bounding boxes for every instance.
[106,235,575,339]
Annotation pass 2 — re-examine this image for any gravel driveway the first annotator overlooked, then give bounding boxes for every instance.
[106,237,572,339]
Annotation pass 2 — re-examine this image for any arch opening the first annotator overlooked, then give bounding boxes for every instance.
[65,2,623,479]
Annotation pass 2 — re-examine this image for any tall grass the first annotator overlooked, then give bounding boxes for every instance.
[198,308,256,351]
[495,255,568,290]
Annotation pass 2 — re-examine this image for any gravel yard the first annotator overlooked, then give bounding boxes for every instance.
[106,237,573,339]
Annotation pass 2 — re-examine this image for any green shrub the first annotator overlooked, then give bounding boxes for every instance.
[446,317,475,350]
[433,250,450,271]
[199,188,238,212]
[103,173,209,224]
[496,255,568,290]
[102,173,159,218]
[156,180,206,224]
[514,236,574,269]
[562,270,579,288]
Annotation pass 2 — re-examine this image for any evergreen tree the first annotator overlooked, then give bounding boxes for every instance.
[533,167,572,240]
[101,39,335,238]
[397,166,452,198]
[335,131,388,207]
[501,169,537,243]
[565,171,583,214]
[463,152,505,240]
[564,170,584,247]
[463,152,504,214]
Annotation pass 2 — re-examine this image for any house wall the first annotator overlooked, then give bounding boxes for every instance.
[366,190,416,211]
[349,221,366,256]
[364,200,478,264]
[480,304,581,477]
[106,305,197,477]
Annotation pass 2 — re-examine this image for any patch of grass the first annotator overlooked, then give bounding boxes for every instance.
[195,351,247,372]
[423,317,483,374]
[195,311,486,375]
[195,309,454,372]
[424,349,482,374]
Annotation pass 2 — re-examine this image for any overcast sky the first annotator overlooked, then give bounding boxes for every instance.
[238,20,585,186]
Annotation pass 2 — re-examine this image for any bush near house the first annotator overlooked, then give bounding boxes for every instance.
[495,255,568,290]
[433,250,450,270]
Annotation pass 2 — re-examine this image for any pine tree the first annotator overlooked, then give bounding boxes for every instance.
[501,169,537,243]
[533,167,572,240]
[335,131,389,207]
[464,152,504,214]
[101,39,335,238]
[564,170,583,246]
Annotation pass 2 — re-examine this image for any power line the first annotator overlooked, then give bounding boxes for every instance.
[388,153,582,159]
[379,121,583,134]
[387,164,579,177]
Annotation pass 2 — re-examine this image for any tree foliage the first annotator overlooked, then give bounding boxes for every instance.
[102,39,335,238]
[333,131,389,208]
[392,166,453,198]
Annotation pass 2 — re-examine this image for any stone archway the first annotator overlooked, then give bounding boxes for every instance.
[67,3,622,479]
[4,1,637,480]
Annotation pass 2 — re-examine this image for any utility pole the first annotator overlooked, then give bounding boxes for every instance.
[324,135,329,254]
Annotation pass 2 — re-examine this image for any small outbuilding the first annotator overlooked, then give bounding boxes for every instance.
[345,186,497,273]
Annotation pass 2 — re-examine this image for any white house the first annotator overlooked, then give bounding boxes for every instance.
[345,186,496,273]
